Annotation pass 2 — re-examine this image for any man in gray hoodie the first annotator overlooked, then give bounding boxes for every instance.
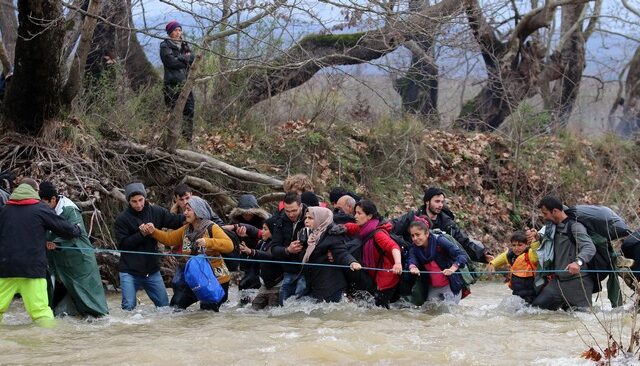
[531,196,596,310]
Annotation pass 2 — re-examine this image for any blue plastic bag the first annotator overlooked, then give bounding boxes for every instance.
[184,254,225,303]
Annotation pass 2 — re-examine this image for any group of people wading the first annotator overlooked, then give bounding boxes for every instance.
[1,172,639,327]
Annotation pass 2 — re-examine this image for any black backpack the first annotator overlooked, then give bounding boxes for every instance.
[565,220,617,293]
[207,225,242,271]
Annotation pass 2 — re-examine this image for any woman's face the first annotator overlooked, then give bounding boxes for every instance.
[169,27,182,40]
[261,223,271,241]
[184,205,196,224]
[304,213,315,229]
[354,206,373,226]
[410,226,429,247]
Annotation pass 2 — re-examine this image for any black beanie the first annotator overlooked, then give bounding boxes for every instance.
[39,181,58,200]
[301,191,320,207]
[423,187,445,203]
[264,216,278,234]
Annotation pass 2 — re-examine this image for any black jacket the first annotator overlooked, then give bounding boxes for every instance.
[252,238,283,289]
[114,202,184,276]
[333,210,356,225]
[303,229,356,301]
[0,202,80,278]
[160,39,194,85]
[393,208,488,263]
[271,205,308,273]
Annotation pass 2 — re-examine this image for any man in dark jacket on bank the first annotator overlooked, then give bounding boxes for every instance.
[0,182,81,327]
[160,20,196,142]
[271,192,308,305]
[114,182,184,310]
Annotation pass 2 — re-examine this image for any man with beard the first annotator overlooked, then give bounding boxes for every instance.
[393,187,492,263]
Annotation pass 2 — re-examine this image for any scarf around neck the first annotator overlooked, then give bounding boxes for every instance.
[185,218,215,244]
[360,218,380,269]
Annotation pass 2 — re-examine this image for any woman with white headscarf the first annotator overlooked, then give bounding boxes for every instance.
[149,196,233,311]
[302,207,361,303]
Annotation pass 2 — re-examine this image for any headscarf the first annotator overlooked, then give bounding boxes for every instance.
[302,206,333,263]
[185,196,215,243]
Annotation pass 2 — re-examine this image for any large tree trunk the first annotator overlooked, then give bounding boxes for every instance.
[615,46,640,136]
[0,0,17,64]
[394,38,439,121]
[87,0,158,90]
[455,0,590,132]
[393,0,439,122]
[2,0,65,134]
[547,4,588,130]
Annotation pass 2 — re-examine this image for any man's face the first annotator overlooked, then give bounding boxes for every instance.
[427,194,445,215]
[129,195,146,212]
[284,201,302,222]
[540,206,557,224]
[42,197,57,209]
[175,192,192,209]
[335,197,354,215]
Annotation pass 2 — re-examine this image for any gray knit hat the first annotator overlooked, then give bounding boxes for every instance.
[125,182,147,201]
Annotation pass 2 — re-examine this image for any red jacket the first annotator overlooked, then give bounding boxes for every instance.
[345,222,400,291]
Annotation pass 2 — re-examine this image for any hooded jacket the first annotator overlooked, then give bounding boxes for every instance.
[0,184,81,278]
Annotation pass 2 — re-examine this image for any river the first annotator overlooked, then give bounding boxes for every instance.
[1,281,638,365]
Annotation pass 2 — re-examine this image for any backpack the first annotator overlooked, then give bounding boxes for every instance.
[431,229,477,286]
[207,225,242,271]
[564,205,631,293]
[184,254,226,303]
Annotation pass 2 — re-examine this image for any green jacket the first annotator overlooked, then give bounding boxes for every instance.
[47,196,109,317]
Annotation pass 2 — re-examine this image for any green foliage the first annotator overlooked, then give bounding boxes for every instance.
[300,33,366,48]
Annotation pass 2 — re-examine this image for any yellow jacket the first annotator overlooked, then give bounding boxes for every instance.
[151,224,234,284]
[490,240,540,278]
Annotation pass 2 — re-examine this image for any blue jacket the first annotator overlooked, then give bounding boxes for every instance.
[408,234,468,294]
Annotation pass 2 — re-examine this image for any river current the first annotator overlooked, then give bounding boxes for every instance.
[1,281,639,365]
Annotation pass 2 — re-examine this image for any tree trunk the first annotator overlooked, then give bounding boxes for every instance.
[615,46,640,136]
[455,0,589,131]
[0,0,17,64]
[2,0,65,135]
[548,4,587,130]
[393,38,439,122]
[393,0,439,122]
[87,0,158,90]
[62,0,103,106]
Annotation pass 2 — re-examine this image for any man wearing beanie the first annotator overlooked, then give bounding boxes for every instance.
[0,181,81,327]
[160,20,196,142]
[113,182,184,310]
[419,187,492,263]
[39,181,109,317]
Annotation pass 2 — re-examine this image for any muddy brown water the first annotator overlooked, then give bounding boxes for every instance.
[1,281,638,365]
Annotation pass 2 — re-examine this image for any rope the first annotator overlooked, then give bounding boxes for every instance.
[55,245,640,276]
